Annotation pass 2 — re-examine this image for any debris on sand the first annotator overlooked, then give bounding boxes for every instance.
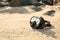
[44,10,55,16]
[32,2,45,11]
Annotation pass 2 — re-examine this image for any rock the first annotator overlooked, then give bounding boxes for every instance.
[42,0,53,5]
[42,0,60,5]
[20,0,33,6]
[9,0,20,6]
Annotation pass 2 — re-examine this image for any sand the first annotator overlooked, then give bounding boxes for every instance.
[0,5,60,40]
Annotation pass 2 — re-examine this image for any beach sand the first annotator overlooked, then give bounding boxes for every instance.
[0,5,60,40]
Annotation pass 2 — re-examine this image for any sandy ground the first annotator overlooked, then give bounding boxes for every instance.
[0,5,60,40]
